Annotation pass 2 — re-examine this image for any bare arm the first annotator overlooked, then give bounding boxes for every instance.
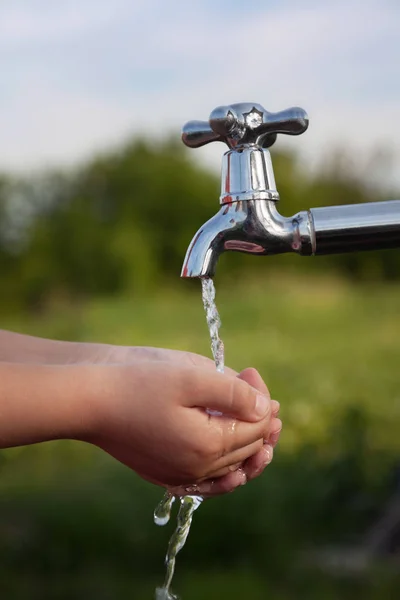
[0,329,114,365]
[0,362,93,448]
[0,359,280,495]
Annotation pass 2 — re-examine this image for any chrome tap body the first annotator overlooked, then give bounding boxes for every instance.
[181,103,400,278]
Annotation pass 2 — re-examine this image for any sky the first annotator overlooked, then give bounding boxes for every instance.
[0,0,399,185]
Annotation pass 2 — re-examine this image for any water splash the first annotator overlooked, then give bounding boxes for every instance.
[154,277,224,599]
[155,496,203,600]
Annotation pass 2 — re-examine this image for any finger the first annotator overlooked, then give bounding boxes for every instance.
[238,367,269,396]
[208,462,243,479]
[167,471,244,498]
[183,367,271,423]
[197,469,247,497]
[205,439,264,478]
[203,412,281,458]
[243,444,274,481]
[215,410,280,454]
[169,445,274,498]
[238,368,279,417]
[271,400,280,417]
[267,418,282,447]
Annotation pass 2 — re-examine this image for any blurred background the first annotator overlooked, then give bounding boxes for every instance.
[1,1,400,598]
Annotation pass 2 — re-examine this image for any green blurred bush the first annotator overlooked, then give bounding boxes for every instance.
[0,407,398,599]
[0,137,399,312]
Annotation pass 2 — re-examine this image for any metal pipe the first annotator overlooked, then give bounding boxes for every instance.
[310,200,400,255]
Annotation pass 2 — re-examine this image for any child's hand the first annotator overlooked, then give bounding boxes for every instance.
[84,360,281,494]
[0,332,282,497]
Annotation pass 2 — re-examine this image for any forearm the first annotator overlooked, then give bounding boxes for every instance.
[0,329,114,365]
[0,362,96,449]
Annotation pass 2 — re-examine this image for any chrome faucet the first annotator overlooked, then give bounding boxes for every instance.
[181,102,400,278]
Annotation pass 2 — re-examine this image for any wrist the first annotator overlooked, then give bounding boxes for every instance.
[80,362,143,446]
[0,363,100,449]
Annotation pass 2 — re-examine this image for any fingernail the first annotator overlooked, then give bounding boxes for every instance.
[255,393,269,417]
[260,444,274,471]
[264,444,274,465]
[271,400,280,413]
[239,469,247,486]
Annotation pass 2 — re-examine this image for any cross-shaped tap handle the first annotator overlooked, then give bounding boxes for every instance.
[182,102,309,150]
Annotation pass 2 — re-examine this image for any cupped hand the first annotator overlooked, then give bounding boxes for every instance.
[168,366,281,497]
[83,359,281,493]
[122,347,282,495]
[77,343,282,496]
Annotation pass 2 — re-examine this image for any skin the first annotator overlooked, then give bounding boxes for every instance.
[0,330,282,497]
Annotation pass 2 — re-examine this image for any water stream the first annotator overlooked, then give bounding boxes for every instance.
[201,277,225,374]
[154,277,224,599]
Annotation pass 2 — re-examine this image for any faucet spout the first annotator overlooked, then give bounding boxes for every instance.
[181,200,313,278]
[181,209,235,278]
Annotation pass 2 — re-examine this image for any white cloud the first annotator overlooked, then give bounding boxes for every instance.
[0,1,146,43]
[0,0,399,186]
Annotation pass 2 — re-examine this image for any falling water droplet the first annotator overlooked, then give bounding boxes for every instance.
[154,492,176,526]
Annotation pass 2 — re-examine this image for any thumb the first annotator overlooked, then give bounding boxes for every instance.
[238,368,280,418]
[237,367,269,396]
[185,367,271,422]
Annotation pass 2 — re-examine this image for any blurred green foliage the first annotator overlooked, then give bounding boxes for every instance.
[1,277,400,598]
[0,137,400,597]
[0,137,399,313]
